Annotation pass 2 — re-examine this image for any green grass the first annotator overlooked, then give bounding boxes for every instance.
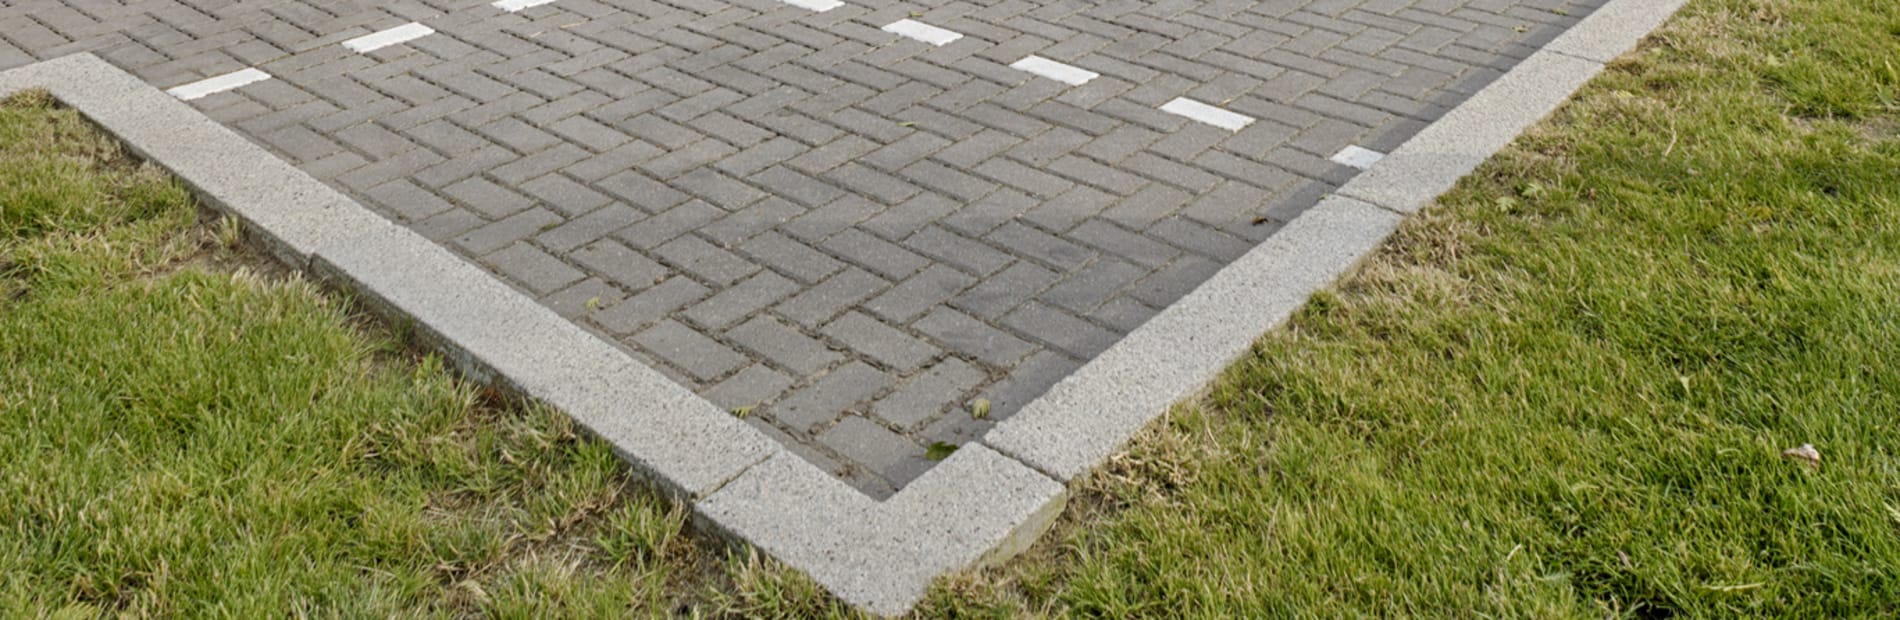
[0,91,850,618]
[920,0,1900,617]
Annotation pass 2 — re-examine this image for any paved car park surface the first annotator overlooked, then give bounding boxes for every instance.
[1,0,1603,497]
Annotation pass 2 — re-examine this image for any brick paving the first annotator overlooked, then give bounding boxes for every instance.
[1,0,1604,497]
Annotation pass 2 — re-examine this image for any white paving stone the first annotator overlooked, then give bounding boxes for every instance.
[1010,56,1098,86]
[781,0,843,11]
[1331,145,1386,170]
[1159,97,1253,131]
[492,0,557,11]
[164,68,270,100]
[882,19,962,46]
[342,23,435,53]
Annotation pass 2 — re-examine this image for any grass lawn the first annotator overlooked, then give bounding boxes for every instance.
[3,0,1897,616]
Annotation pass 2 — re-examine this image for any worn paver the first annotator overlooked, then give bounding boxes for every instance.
[1,0,1605,498]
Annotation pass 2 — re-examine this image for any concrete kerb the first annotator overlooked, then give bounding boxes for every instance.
[0,0,1688,611]
[984,0,1687,484]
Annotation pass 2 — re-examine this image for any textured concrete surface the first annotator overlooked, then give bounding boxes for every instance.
[0,0,1606,496]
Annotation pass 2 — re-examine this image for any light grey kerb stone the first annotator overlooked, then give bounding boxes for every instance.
[984,196,1402,481]
[312,225,778,500]
[695,444,1066,617]
[0,54,391,268]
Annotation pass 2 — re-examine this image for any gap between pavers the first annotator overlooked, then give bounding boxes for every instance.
[0,0,1688,612]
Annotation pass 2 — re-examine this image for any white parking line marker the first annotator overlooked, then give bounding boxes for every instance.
[165,68,272,100]
[1330,145,1386,170]
[493,0,557,10]
[343,23,435,53]
[781,0,843,11]
[882,19,962,46]
[1010,55,1098,86]
[1159,97,1254,131]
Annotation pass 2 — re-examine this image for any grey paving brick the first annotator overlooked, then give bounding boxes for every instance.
[897,159,998,203]
[453,208,561,254]
[819,415,931,485]
[540,277,626,320]
[1068,219,1180,268]
[860,192,960,241]
[1090,295,1160,332]
[777,267,890,328]
[412,208,485,242]
[951,260,1059,320]
[491,144,589,185]
[435,178,524,222]
[476,116,562,153]
[654,234,759,286]
[634,319,748,382]
[975,348,1082,420]
[864,131,952,172]
[873,358,985,430]
[566,140,667,182]
[598,169,691,213]
[773,362,893,432]
[821,228,929,280]
[614,200,722,249]
[705,364,795,410]
[1040,257,1147,313]
[520,173,614,217]
[913,307,1036,367]
[483,242,586,295]
[787,135,878,175]
[1148,216,1256,262]
[824,163,923,205]
[821,312,941,373]
[683,271,800,329]
[676,167,768,210]
[592,276,710,335]
[901,226,1013,277]
[729,314,843,377]
[749,165,844,208]
[570,239,667,291]
[1127,254,1225,307]
[865,264,977,324]
[535,204,640,253]
[984,222,1095,271]
[365,178,455,222]
[1001,301,1118,358]
[782,195,882,242]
